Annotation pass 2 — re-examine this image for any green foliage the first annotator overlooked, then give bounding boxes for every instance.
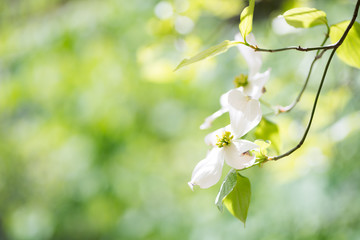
[215,169,237,212]
[254,118,280,155]
[239,0,255,41]
[283,7,327,28]
[223,173,251,225]
[254,139,271,159]
[174,40,238,71]
[330,21,360,69]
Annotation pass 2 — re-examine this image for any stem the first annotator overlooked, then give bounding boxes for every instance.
[259,99,273,109]
[278,33,329,113]
[252,43,335,53]
[238,162,261,172]
[269,49,336,161]
[250,0,360,53]
[238,158,267,171]
[269,0,360,161]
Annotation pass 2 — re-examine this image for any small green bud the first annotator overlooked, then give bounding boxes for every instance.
[233,74,248,88]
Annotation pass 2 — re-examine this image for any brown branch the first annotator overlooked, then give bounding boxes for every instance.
[248,1,360,53]
[269,0,360,161]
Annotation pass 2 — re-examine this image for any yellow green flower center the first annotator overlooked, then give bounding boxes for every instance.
[233,74,248,88]
[216,131,234,148]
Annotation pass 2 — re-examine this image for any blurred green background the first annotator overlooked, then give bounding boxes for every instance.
[1,0,360,239]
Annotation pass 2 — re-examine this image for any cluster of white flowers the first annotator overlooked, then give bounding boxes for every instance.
[188,33,271,190]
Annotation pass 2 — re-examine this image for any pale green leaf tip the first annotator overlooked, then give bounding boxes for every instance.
[173,60,186,72]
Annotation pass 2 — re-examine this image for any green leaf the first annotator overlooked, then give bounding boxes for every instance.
[254,139,271,157]
[330,21,360,69]
[174,40,238,71]
[239,0,255,40]
[254,118,280,154]
[223,173,251,224]
[283,7,327,28]
[215,169,237,212]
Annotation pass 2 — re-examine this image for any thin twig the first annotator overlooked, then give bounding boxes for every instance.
[248,0,360,53]
[268,0,360,161]
[277,33,329,113]
[269,49,336,161]
[251,43,335,53]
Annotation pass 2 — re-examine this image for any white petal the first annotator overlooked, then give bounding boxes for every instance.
[188,148,224,189]
[233,139,259,153]
[223,140,258,169]
[245,98,262,123]
[251,69,271,88]
[200,108,227,130]
[244,69,271,100]
[200,90,231,130]
[227,90,262,137]
[229,108,261,137]
[227,89,248,111]
[219,90,230,108]
[235,33,262,77]
[228,109,248,138]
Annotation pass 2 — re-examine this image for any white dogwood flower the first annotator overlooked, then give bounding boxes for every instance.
[200,33,270,130]
[188,90,261,190]
[188,130,259,190]
[234,33,270,100]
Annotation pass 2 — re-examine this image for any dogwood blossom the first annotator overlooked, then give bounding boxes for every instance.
[200,33,270,130]
[188,90,261,190]
[234,33,271,99]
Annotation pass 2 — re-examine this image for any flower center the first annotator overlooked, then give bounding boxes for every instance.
[216,131,234,148]
[233,74,248,88]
